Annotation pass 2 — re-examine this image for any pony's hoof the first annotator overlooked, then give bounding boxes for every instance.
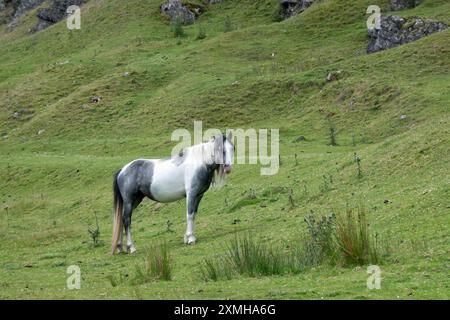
[184,234,196,245]
[127,245,137,254]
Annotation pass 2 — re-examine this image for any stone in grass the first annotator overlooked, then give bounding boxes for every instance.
[390,0,421,11]
[326,70,343,82]
[279,0,316,20]
[295,136,306,142]
[367,15,447,53]
[91,96,102,103]
[32,0,85,33]
[160,0,198,25]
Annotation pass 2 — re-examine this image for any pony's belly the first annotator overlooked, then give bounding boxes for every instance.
[150,161,186,203]
[150,183,186,203]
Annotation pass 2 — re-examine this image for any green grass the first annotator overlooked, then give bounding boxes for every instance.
[200,233,303,281]
[0,0,449,299]
[132,243,172,284]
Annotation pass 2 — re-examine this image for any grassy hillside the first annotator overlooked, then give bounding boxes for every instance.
[0,0,448,299]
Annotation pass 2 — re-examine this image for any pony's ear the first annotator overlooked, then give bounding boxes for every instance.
[227,131,233,141]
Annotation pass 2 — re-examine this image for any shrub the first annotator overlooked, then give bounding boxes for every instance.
[305,208,382,266]
[88,212,101,247]
[303,212,337,265]
[327,117,338,146]
[354,153,362,178]
[224,15,234,33]
[172,18,185,38]
[196,25,207,40]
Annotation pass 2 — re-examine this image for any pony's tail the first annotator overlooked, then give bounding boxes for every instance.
[111,170,123,255]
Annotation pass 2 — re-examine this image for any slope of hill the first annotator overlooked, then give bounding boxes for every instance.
[0,0,448,299]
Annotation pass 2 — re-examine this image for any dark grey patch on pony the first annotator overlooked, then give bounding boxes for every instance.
[117,160,155,203]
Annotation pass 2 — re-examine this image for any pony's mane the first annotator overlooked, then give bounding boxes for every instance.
[184,137,230,188]
[212,164,226,188]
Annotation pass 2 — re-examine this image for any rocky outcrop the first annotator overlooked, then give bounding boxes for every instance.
[1,0,46,27]
[31,0,84,32]
[160,0,197,25]
[1,0,83,31]
[390,0,421,11]
[278,0,315,20]
[367,15,447,53]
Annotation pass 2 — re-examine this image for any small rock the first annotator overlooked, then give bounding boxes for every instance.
[37,129,45,135]
[326,70,343,82]
[384,199,391,204]
[279,0,316,20]
[123,72,130,77]
[91,96,102,103]
[390,0,421,11]
[13,112,20,119]
[160,0,197,25]
[400,114,407,120]
[295,136,306,142]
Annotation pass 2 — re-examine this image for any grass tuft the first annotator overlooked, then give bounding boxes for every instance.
[202,207,385,281]
[200,233,303,281]
[132,243,172,284]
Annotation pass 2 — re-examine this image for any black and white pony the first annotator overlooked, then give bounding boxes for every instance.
[111,132,234,254]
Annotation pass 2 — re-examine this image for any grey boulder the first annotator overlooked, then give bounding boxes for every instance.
[367,15,447,53]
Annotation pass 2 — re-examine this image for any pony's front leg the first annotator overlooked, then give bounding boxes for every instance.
[184,193,203,245]
[184,208,196,245]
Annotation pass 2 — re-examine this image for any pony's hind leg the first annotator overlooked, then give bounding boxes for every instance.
[123,194,144,254]
[116,227,124,253]
[123,202,137,254]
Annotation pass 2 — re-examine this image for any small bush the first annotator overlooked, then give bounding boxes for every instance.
[354,153,362,178]
[132,243,172,284]
[303,212,337,265]
[196,25,207,40]
[327,117,338,146]
[305,208,383,266]
[224,16,234,33]
[88,212,101,247]
[172,18,185,38]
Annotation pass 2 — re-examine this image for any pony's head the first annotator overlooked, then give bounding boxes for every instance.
[206,131,234,186]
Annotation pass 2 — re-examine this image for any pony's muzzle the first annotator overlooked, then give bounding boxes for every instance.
[223,165,232,174]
